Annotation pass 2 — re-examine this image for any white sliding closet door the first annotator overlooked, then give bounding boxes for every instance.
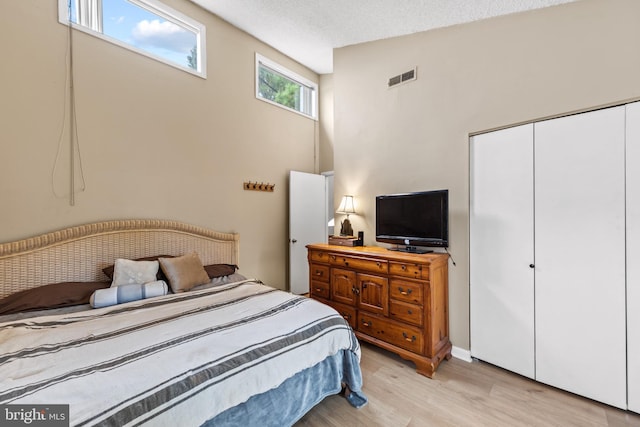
[470,124,535,378]
[627,101,640,413]
[534,106,627,409]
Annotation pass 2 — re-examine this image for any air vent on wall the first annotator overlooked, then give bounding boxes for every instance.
[388,67,417,88]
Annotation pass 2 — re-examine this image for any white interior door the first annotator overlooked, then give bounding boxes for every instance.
[534,106,627,409]
[470,124,535,379]
[289,171,327,294]
[627,101,640,413]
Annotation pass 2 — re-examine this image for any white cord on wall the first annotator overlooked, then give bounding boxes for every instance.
[52,0,86,206]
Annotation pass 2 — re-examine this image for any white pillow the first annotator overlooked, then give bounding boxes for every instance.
[91,280,168,308]
[111,258,159,287]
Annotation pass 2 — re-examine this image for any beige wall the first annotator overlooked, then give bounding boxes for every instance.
[333,0,640,350]
[0,0,319,289]
[319,74,334,172]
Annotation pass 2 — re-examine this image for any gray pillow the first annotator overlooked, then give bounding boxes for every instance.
[159,252,210,293]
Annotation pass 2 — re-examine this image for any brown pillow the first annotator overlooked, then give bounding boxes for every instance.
[204,264,238,279]
[102,255,174,281]
[159,252,210,293]
[0,281,110,315]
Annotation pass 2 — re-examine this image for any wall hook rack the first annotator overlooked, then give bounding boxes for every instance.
[243,181,275,192]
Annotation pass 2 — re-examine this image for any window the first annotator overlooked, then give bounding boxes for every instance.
[256,54,317,120]
[58,0,206,77]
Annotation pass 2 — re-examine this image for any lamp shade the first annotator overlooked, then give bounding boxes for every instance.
[336,195,356,215]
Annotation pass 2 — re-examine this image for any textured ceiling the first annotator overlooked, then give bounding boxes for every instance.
[191,0,579,74]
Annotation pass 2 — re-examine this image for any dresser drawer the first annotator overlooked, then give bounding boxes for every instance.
[390,279,424,305]
[389,261,427,280]
[326,300,356,329]
[309,263,330,283]
[309,250,330,263]
[390,300,423,327]
[310,280,330,300]
[330,254,388,274]
[357,313,424,354]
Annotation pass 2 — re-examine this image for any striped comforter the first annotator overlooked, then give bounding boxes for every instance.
[0,280,361,426]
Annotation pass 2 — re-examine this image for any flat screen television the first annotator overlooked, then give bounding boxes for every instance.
[376,189,448,253]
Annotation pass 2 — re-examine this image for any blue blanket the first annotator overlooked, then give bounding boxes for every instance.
[207,349,367,426]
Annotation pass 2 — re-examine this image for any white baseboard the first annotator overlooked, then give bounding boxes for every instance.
[451,345,472,363]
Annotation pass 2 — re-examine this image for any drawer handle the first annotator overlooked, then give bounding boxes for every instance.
[398,287,413,296]
[344,261,349,267]
[315,287,323,292]
[401,264,407,270]
[407,309,413,315]
[402,332,417,342]
[315,271,323,276]
[341,313,352,321]
[376,262,381,267]
[361,320,372,327]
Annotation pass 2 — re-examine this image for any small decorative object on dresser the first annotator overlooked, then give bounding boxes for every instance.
[307,243,452,378]
[328,235,358,246]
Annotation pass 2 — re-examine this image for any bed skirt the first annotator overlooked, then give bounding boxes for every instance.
[207,349,367,426]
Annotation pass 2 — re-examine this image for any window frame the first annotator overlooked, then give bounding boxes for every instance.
[255,53,318,120]
[58,0,206,78]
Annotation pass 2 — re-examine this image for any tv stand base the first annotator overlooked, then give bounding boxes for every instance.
[389,245,433,254]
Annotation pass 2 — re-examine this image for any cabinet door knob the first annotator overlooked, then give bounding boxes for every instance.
[529,264,535,268]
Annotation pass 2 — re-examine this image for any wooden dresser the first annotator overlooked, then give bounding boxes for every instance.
[306,244,451,377]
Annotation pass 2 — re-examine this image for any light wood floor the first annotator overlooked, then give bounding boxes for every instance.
[296,343,640,426]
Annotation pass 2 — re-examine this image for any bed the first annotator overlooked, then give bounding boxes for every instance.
[0,219,367,426]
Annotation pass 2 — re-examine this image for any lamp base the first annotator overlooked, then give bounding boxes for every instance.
[340,218,353,236]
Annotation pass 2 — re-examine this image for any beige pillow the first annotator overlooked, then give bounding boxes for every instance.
[159,252,210,293]
[111,259,160,287]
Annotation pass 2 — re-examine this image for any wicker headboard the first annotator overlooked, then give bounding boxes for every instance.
[0,219,240,299]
